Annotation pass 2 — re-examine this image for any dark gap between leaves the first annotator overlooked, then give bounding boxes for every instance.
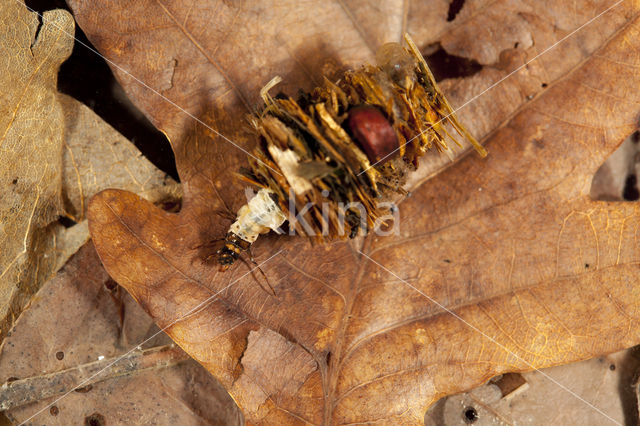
[24,0,179,181]
[447,0,467,22]
[590,129,640,202]
[57,215,77,228]
[424,44,483,82]
[30,8,43,51]
[623,174,639,201]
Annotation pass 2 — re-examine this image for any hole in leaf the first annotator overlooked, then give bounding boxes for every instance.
[424,44,483,82]
[463,406,479,423]
[84,413,105,426]
[24,0,178,181]
[541,82,548,88]
[104,278,118,291]
[447,0,466,22]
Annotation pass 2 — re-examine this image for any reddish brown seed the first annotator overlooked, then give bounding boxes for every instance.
[346,105,399,165]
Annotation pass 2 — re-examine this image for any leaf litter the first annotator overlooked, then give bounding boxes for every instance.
[0,1,179,341]
[10,0,640,423]
[0,242,241,425]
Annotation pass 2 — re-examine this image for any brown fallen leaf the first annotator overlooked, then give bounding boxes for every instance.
[0,242,240,425]
[59,93,180,222]
[71,0,640,423]
[0,2,74,346]
[0,1,178,340]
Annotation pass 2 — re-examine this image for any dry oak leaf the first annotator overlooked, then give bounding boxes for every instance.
[0,1,177,340]
[76,0,640,424]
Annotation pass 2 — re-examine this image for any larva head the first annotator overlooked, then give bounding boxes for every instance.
[217,232,251,271]
[346,105,399,165]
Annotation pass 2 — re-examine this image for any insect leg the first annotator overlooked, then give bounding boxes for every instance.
[242,247,277,297]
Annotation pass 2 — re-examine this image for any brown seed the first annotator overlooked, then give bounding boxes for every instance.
[346,105,399,165]
[55,351,64,360]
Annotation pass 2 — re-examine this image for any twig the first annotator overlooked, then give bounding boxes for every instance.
[0,344,189,410]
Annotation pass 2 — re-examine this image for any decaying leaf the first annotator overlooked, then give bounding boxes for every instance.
[0,1,178,339]
[69,0,640,423]
[59,93,180,222]
[0,2,74,346]
[0,243,240,425]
